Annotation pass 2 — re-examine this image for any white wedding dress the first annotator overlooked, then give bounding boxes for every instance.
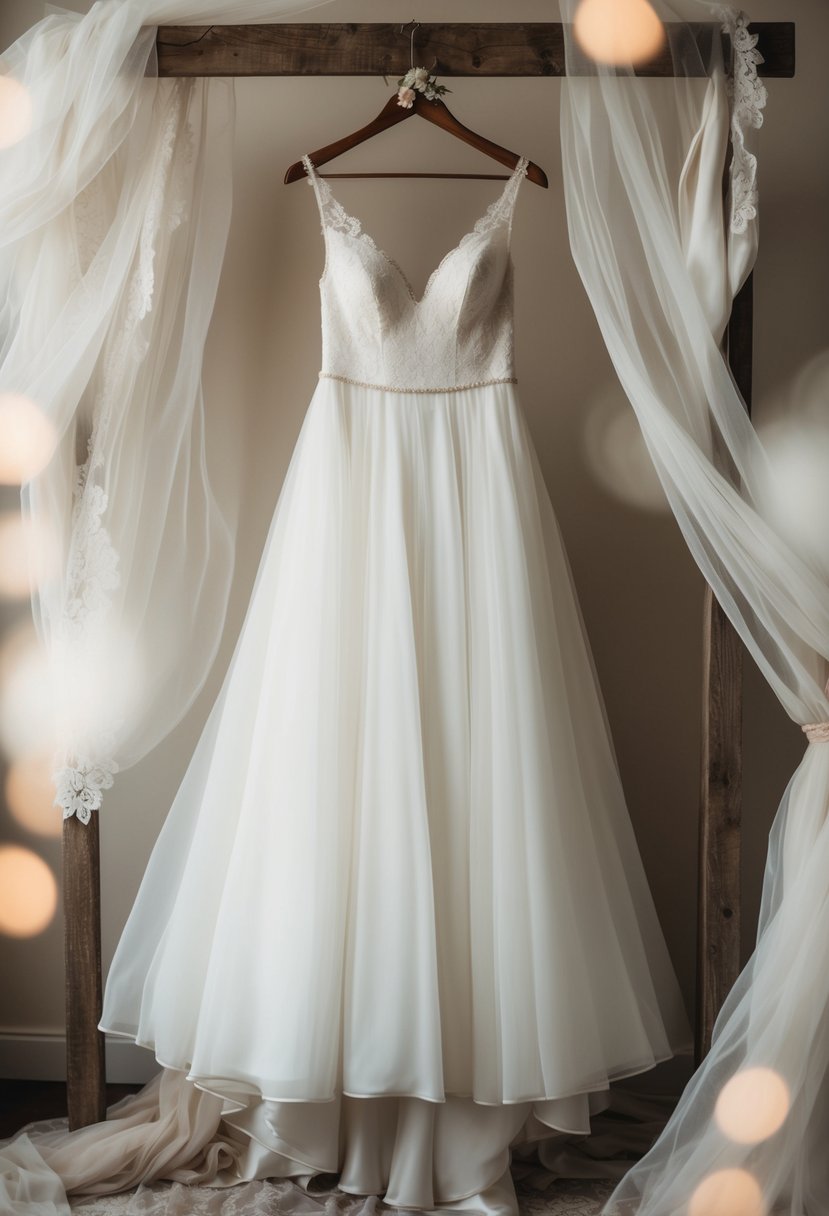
[2,155,691,1216]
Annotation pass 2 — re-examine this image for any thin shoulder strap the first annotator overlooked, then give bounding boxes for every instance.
[488,153,525,228]
[302,154,363,238]
[472,155,530,240]
[302,154,330,219]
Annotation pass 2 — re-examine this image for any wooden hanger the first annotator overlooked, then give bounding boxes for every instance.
[284,21,548,188]
[284,93,548,187]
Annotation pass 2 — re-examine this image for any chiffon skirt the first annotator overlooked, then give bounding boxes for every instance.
[97,376,691,1208]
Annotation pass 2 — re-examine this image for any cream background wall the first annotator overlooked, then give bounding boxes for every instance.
[0,0,824,1084]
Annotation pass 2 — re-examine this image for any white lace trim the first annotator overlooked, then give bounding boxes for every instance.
[302,154,529,305]
[132,80,194,326]
[719,8,768,235]
[319,372,518,394]
[54,756,119,825]
[54,83,192,824]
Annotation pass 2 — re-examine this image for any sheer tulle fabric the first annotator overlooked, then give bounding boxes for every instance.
[99,375,689,1132]
[557,4,829,1214]
[0,0,326,818]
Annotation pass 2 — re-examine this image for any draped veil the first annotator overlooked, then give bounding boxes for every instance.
[1,2,827,1214]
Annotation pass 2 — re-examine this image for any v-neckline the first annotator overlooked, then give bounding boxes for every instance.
[303,155,528,306]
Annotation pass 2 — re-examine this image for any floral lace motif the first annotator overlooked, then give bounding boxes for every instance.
[63,442,121,639]
[55,757,118,825]
[719,8,768,235]
[302,155,528,391]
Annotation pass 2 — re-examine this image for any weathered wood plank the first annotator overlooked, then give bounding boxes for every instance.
[697,590,743,1062]
[696,272,752,1063]
[154,22,794,80]
[63,813,106,1129]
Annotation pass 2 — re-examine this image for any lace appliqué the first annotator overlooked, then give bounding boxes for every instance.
[133,81,195,324]
[719,8,768,235]
[63,444,120,638]
[303,154,528,305]
[54,83,193,825]
[55,757,118,825]
[303,153,527,391]
[53,433,121,824]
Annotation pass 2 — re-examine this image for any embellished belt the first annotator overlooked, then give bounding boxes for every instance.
[318,372,518,394]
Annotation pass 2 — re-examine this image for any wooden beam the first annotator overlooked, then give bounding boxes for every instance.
[154,22,795,79]
[695,272,752,1063]
[63,813,107,1129]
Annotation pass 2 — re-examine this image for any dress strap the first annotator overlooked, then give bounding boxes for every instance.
[302,154,365,239]
[302,151,528,241]
[471,155,529,239]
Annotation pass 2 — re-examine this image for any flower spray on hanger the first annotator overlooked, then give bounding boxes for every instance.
[395,21,451,108]
[396,66,451,108]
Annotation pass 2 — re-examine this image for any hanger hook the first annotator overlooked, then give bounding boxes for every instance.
[400,19,421,70]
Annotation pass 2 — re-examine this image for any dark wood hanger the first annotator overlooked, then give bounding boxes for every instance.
[284,91,548,188]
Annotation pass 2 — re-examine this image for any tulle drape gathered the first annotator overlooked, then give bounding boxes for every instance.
[558,3,829,1214]
[0,0,329,820]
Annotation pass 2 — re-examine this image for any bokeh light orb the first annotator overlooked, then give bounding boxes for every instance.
[0,393,57,485]
[52,621,141,752]
[689,1168,765,1216]
[5,754,61,838]
[574,0,665,67]
[583,385,668,512]
[0,512,31,599]
[758,350,829,579]
[0,621,56,761]
[715,1066,790,1145]
[0,844,57,938]
[0,511,59,600]
[0,76,33,151]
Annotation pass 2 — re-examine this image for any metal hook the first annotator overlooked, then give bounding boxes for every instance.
[400,19,421,70]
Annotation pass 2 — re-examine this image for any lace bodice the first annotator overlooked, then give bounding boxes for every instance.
[303,154,529,393]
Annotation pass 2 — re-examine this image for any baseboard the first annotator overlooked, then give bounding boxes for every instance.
[0,1031,162,1084]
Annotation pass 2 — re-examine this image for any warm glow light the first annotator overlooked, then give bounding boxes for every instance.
[0,844,57,938]
[0,619,141,771]
[715,1067,790,1145]
[52,622,142,751]
[758,350,829,579]
[0,622,56,761]
[583,385,668,512]
[0,76,33,150]
[689,1169,765,1216]
[5,754,61,838]
[574,0,665,67]
[0,511,58,599]
[0,393,57,485]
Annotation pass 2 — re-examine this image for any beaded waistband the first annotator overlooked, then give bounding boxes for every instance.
[318,372,518,395]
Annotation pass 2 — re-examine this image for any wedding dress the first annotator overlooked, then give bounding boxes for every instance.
[3,154,691,1215]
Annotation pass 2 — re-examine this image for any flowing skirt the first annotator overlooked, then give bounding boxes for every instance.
[96,376,690,1210]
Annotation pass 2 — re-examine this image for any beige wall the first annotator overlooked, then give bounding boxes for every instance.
[0,0,825,1081]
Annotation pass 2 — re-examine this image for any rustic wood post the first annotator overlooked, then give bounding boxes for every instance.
[63,812,107,1127]
[696,271,754,1062]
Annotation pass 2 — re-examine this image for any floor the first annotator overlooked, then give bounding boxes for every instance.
[1,1080,619,1215]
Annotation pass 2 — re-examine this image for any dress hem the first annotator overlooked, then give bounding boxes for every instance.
[97,1022,688,1117]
